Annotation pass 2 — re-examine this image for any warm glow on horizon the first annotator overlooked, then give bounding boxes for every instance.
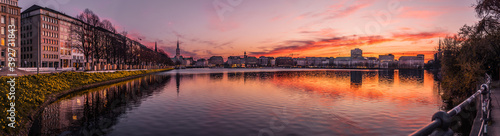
[19,0,478,61]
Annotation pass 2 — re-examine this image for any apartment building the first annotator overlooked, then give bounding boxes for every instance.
[20,5,84,68]
[0,0,20,68]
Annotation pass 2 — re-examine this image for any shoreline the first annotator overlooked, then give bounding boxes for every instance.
[11,68,173,136]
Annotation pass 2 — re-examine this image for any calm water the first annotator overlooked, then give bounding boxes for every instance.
[30,69,442,136]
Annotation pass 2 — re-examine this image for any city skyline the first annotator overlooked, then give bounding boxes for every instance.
[18,0,479,61]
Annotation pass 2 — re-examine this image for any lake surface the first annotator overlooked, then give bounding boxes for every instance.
[30,68,442,136]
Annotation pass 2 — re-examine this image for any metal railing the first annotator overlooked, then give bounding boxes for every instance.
[410,74,491,136]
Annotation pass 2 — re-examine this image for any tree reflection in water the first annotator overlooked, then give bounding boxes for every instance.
[30,75,172,136]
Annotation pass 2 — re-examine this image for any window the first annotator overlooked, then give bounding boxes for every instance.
[1,16,4,24]
[1,38,4,46]
[1,27,4,35]
[9,17,14,25]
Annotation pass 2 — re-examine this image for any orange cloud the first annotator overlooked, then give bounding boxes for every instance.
[250,30,446,59]
[250,35,393,57]
[392,31,448,41]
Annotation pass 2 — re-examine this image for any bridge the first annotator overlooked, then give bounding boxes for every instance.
[410,74,500,136]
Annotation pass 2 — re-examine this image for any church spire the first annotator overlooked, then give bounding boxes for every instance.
[176,37,180,57]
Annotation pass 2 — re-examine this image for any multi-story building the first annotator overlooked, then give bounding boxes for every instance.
[245,56,258,67]
[195,58,207,67]
[208,56,224,67]
[334,57,351,68]
[0,0,20,68]
[227,56,241,67]
[275,57,293,67]
[351,48,362,58]
[20,5,85,68]
[258,56,273,67]
[398,54,424,69]
[379,54,395,69]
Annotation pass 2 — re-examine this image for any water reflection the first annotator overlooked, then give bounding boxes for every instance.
[350,71,363,88]
[30,75,172,136]
[31,69,440,136]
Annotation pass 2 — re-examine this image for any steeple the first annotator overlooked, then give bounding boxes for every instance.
[438,38,442,52]
[155,41,158,52]
[176,38,180,57]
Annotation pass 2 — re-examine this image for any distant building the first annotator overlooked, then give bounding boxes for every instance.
[365,57,378,68]
[295,58,306,67]
[227,56,241,67]
[351,58,367,68]
[398,54,424,69]
[208,56,224,67]
[379,54,395,69]
[351,48,363,58]
[172,39,184,65]
[275,57,293,67]
[185,57,194,66]
[258,56,269,67]
[245,56,258,67]
[195,59,207,67]
[334,57,351,68]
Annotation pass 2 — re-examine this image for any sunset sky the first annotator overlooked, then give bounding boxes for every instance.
[19,0,479,61]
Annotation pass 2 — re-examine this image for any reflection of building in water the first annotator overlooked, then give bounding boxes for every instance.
[398,69,424,84]
[244,72,258,81]
[209,73,224,80]
[227,72,243,81]
[378,70,395,84]
[350,71,363,88]
[35,75,172,135]
[176,73,181,96]
[259,72,275,80]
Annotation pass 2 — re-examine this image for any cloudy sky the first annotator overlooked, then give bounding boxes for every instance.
[20,0,479,61]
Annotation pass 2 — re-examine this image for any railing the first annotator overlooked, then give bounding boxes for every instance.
[410,74,491,136]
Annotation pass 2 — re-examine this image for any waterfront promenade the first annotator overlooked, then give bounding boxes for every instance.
[490,81,500,135]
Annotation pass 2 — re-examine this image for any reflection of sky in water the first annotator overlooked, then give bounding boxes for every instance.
[33,69,441,136]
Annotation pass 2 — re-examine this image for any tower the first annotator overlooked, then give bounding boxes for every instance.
[176,38,180,57]
[155,41,158,52]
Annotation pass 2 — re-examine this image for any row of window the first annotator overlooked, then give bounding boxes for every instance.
[42,23,58,31]
[1,0,18,6]
[0,16,16,25]
[22,62,36,67]
[21,53,32,59]
[43,45,58,52]
[43,54,58,59]
[43,38,59,45]
[43,31,58,38]
[61,49,71,55]
[42,16,58,24]
[21,32,32,38]
[21,39,32,45]
[21,25,32,31]
[21,46,32,52]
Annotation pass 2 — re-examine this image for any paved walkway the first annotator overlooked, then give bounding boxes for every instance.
[490,81,500,135]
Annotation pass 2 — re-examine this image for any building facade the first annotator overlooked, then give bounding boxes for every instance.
[0,0,20,68]
[20,5,85,68]
[208,56,224,67]
[398,54,425,69]
[351,48,362,58]
[379,54,395,69]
